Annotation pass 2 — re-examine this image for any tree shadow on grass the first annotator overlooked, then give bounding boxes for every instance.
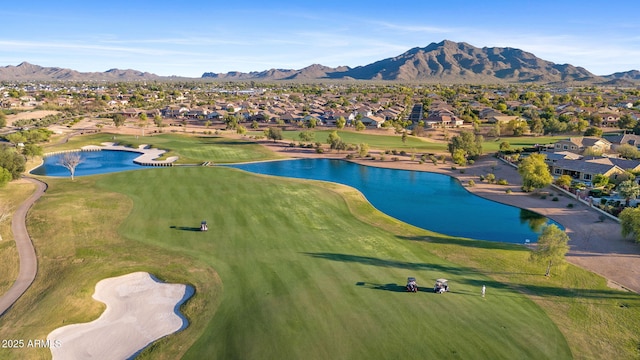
[458,278,640,304]
[356,282,408,293]
[169,225,202,232]
[397,234,530,252]
[310,253,640,304]
[303,252,473,275]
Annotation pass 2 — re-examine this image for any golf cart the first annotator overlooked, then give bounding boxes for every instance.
[200,220,208,231]
[433,278,449,293]
[406,277,418,292]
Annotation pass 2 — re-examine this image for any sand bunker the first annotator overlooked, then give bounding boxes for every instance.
[48,272,193,360]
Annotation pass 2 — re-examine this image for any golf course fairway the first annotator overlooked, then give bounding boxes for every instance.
[2,166,572,359]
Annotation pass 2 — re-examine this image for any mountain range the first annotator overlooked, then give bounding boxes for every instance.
[2,40,639,84]
[0,62,162,81]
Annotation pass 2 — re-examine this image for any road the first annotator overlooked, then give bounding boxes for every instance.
[0,177,46,316]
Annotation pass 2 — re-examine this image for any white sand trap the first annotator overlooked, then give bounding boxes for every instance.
[48,272,193,360]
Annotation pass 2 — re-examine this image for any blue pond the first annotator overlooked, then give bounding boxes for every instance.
[31,150,147,177]
[228,159,560,243]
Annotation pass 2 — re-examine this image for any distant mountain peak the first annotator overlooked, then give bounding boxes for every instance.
[0,63,161,81]
[202,40,601,83]
[2,41,637,83]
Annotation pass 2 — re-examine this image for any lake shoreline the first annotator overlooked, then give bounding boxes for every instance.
[257,138,640,293]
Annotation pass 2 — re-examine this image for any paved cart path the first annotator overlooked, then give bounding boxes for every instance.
[0,177,46,316]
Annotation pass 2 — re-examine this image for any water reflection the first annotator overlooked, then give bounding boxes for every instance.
[519,209,549,233]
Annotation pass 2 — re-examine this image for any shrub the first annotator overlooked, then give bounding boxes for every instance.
[345,154,354,159]
[380,155,386,161]
[506,189,512,194]
[392,157,399,161]
[567,203,574,208]
[399,150,407,156]
[552,197,559,201]
[468,159,475,165]
[315,147,324,154]
[497,179,509,185]
[459,169,465,174]
[540,195,547,199]
[468,179,475,187]
[479,174,485,181]
[451,166,457,170]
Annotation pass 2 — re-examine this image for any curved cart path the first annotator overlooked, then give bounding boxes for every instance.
[0,177,46,316]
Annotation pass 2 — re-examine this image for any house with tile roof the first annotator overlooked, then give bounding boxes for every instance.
[552,137,611,154]
[548,157,625,183]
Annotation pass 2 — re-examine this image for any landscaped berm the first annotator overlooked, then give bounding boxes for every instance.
[0,134,639,359]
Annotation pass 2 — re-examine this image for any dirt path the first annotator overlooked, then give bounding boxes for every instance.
[258,140,640,293]
[0,178,46,316]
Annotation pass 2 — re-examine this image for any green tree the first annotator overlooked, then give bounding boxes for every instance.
[154,114,163,128]
[488,122,501,138]
[327,130,342,149]
[618,114,637,130]
[224,115,238,130]
[530,224,570,276]
[447,131,483,159]
[584,126,603,137]
[499,141,511,152]
[518,153,552,192]
[138,113,149,136]
[326,131,347,152]
[582,146,602,157]
[0,167,11,187]
[264,127,283,142]
[0,112,6,128]
[554,174,572,188]
[358,143,369,157]
[355,120,365,131]
[236,125,247,135]
[592,173,609,188]
[112,114,125,128]
[251,120,259,129]
[0,146,25,180]
[306,117,317,128]
[5,132,26,146]
[22,143,43,158]
[336,116,346,129]
[299,130,315,143]
[617,179,640,206]
[452,149,467,166]
[616,144,640,159]
[620,207,640,243]
[530,118,544,136]
[401,131,407,144]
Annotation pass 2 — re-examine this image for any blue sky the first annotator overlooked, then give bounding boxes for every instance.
[2,1,639,77]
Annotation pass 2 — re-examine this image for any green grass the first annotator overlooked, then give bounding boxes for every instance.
[251,129,449,152]
[1,134,639,359]
[252,130,566,155]
[1,167,572,359]
[482,135,567,152]
[45,132,282,164]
